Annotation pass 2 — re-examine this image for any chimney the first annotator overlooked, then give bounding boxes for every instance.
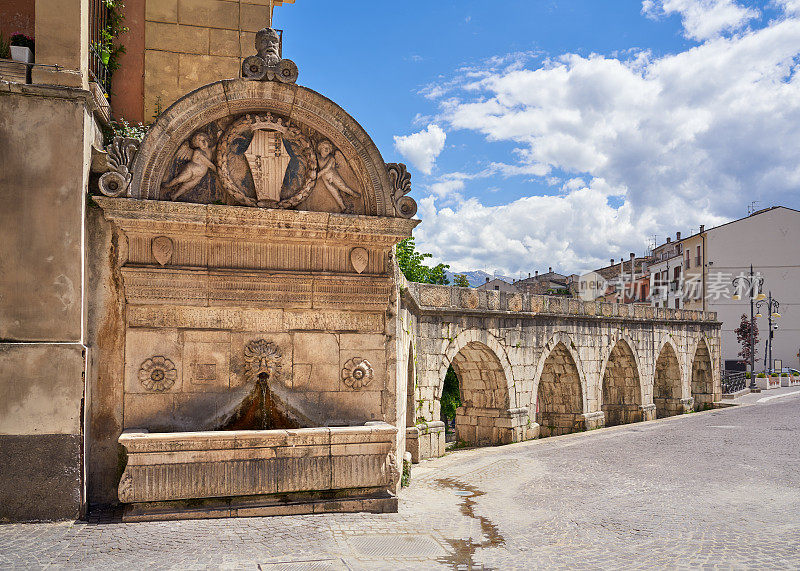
[485,277,489,283]
[548,267,552,273]
[666,237,671,243]
[528,272,531,278]
[676,232,681,240]
[700,224,705,233]
[610,259,614,266]
[535,270,539,278]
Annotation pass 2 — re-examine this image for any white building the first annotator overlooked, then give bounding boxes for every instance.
[695,207,800,371]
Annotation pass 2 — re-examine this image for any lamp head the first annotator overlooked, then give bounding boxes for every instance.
[755,312,762,318]
[732,294,741,301]
[756,293,766,301]
[773,312,781,318]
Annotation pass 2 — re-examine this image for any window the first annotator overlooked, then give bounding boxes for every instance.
[494,285,499,291]
[674,299,680,309]
[696,245,702,267]
[685,249,690,269]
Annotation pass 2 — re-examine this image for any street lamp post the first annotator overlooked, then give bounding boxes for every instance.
[732,264,765,389]
[756,291,781,374]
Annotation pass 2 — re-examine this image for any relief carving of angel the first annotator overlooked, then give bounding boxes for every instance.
[316,140,360,212]
[162,132,217,200]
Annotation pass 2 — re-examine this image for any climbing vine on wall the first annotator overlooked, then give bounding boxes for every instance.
[93,0,129,91]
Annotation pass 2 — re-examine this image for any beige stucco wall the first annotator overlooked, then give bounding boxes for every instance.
[706,208,800,369]
[0,82,102,520]
[143,0,271,120]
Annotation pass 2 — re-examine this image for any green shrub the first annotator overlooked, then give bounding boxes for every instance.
[781,373,789,377]
[745,372,751,379]
[757,372,766,378]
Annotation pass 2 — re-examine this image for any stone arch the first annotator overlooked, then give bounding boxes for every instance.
[600,338,644,426]
[653,339,684,418]
[128,79,401,217]
[691,337,716,410]
[436,329,516,408]
[437,330,517,446]
[535,338,587,437]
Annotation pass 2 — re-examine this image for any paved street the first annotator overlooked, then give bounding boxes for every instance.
[2,390,800,570]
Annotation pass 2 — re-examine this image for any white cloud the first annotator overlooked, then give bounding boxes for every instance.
[393,124,447,175]
[643,0,759,41]
[414,12,800,274]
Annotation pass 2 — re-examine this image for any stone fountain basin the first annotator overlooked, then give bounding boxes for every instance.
[118,423,398,520]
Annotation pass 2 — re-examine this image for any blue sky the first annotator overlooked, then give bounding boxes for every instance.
[277,1,800,276]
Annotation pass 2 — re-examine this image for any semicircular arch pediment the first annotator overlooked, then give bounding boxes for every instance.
[125,80,411,218]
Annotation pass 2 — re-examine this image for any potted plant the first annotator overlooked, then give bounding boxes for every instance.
[755,372,769,390]
[780,372,790,387]
[0,32,29,83]
[792,371,800,386]
[10,33,34,63]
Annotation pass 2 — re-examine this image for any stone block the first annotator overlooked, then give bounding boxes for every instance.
[292,362,341,392]
[239,3,269,31]
[178,53,240,92]
[146,0,178,22]
[0,434,82,522]
[181,331,231,392]
[144,49,181,119]
[294,332,339,365]
[177,0,239,29]
[123,393,175,431]
[0,343,85,435]
[145,21,209,54]
[209,28,240,57]
[124,328,182,395]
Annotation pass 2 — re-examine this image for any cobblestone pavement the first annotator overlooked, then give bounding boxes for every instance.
[2,392,800,569]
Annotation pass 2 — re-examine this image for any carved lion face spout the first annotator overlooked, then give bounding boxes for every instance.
[243,340,282,385]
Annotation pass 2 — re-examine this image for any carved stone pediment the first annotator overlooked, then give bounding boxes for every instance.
[94,28,417,219]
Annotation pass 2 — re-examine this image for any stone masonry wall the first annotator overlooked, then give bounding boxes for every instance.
[143,0,271,120]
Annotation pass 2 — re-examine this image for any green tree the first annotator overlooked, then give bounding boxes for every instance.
[440,366,461,422]
[396,238,450,285]
[453,274,470,288]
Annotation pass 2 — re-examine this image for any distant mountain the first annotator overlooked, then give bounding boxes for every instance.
[445,269,515,287]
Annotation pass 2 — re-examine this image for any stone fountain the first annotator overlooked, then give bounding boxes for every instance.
[90,27,417,520]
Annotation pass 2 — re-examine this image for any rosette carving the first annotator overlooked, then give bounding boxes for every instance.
[341,358,375,390]
[138,356,177,392]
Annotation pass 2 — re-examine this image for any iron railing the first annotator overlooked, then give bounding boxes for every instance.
[88,0,111,93]
[721,370,747,394]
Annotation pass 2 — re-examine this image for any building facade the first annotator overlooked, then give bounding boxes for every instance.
[680,207,800,371]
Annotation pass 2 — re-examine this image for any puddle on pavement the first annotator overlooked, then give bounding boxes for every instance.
[435,478,505,570]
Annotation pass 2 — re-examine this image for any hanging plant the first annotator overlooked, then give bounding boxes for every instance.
[92,0,128,92]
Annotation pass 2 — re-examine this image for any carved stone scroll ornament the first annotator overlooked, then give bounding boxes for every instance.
[341,358,374,390]
[242,27,298,84]
[216,113,318,208]
[243,339,283,382]
[98,137,140,197]
[386,163,417,219]
[138,356,177,392]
